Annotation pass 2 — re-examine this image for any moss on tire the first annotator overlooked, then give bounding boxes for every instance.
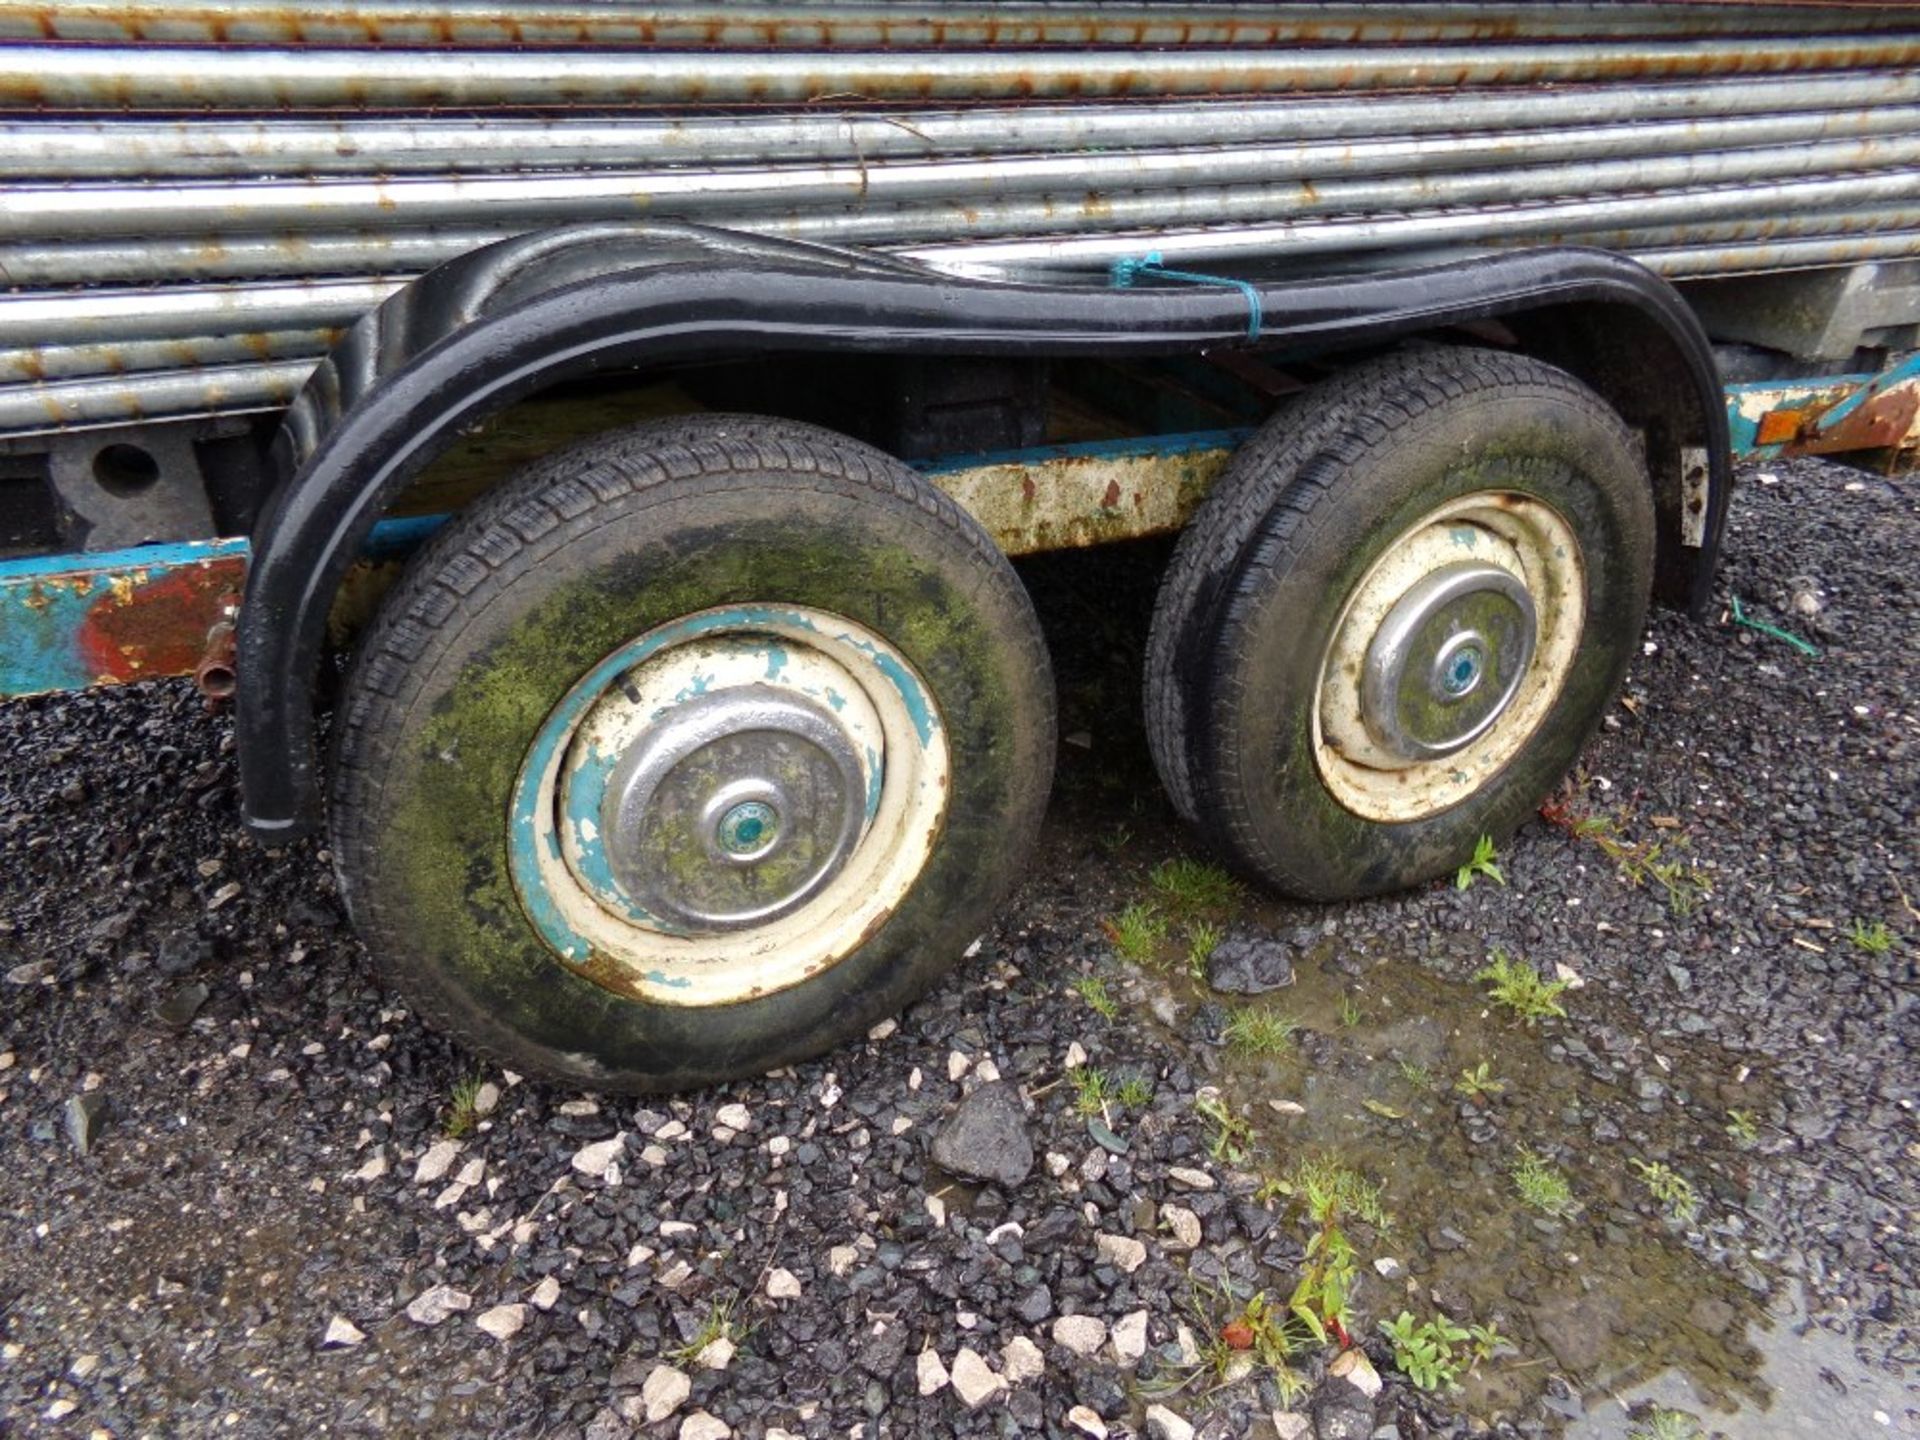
[329,415,1055,1091]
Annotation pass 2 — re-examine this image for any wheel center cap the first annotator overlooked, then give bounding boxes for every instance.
[1361,561,1537,761]
[716,800,778,858]
[564,682,872,934]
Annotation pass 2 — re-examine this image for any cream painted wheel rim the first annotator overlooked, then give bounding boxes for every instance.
[509,605,949,1007]
[1313,492,1585,822]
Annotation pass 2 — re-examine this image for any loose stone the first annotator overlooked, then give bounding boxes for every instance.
[916,1347,950,1396]
[1050,1314,1108,1356]
[949,1347,1006,1408]
[1095,1233,1147,1273]
[475,1303,526,1340]
[641,1365,692,1423]
[403,1285,472,1326]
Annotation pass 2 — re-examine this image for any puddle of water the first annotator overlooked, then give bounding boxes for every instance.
[1141,924,1798,1429]
[1568,1282,1920,1439]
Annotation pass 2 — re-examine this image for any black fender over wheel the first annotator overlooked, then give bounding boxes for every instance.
[1145,346,1655,901]
[330,415,1055,1091]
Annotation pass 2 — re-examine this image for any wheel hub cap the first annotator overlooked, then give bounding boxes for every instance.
[1313,493,1586,824]
[508,606,951,1007]
[1360,561,1537,761]
[592,686,866,931]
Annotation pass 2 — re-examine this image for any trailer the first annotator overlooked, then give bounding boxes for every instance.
[1,3,1915,1091]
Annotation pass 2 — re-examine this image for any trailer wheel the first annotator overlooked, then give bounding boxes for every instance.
[329,416,1053,1091]
[1146,347,1653,900]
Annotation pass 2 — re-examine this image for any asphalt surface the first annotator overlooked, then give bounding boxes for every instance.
[0,454,1913,1440]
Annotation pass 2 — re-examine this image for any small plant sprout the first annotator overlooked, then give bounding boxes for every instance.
[1106,902,1169,964]
[1282,1155,1392,1230]
[1069,1066,1112,1118]
[1475,948,1569,1024]
[1194,1094,1254,1165]
[1631,1158,1701,1224]
[1185,920,1224,982]
[1510,1147,1578,1219]
[1224,1007,1299,1057]
[1628,1408,1705,1440]
[1725,1108,1759,1145]
[1380,1311,1470,1392]
[1072,974,1118,1020]
[1149,857,1242,918]
[668,1294,743,1366]
[444,1074,487,1139]
[1846,918,1894,954]
[1114,1075,1155,1110]
[1337,994,1364,1028]
[1455,834,1506,890]
[1454,1061,1506,1100]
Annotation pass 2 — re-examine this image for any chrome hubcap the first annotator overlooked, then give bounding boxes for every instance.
[509,606,950,1007]
[1314,493,1585,823]
[586,685,868,931]
[1360,561,1537,762]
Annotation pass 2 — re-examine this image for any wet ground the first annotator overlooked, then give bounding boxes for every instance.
[0,454,1914,1440]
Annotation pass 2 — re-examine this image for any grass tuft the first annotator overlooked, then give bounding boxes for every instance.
[444,1074,487,1139]
[1149,858,1242,919]
[1106,902,1169,964]
[1224,1007,1299,1057]
[1475,948,1569,1023]
[1510,1146,1577,1218]
[1072,974,1118,1020]
[1846,918,1894,954]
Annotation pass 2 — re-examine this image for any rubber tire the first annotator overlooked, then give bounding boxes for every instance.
[1145,346,1654,901]
[329,415,1055,1091]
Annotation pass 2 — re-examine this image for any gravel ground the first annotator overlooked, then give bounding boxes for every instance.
[0,455,1913,1440]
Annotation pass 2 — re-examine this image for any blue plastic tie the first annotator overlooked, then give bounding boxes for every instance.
[1109,250,1263,341]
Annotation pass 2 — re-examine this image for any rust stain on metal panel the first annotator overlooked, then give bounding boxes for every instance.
[1791,384,1920,457]
[77,560,242,684]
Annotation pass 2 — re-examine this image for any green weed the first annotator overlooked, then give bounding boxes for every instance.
[1454,1062,1506,1100]
[1185,920,1224,982]
[667,1295,743,1366]
[1072,974,1118,1020]
[1846,918,1894,954]
[1337,994,1364,1028]
[1107,902,1169,964]
[1280,1154,1391,1230]
[1069,1066,1111,1117]
[1150,858,1242,919]
[1224,1007,1299,1057]
[1475,949,1569,1024]
[1114,1075,1155,1109]
[1396,1060,1436,1093]
[1553,809,1709,917]
[444,1074,487,1139]
[1724,1109,1759,1145]
[1195,1094,1254,1165]
[1631,1158,1701,1224]
[1455,834,1506,890]
[1379,1313,1509,1393]
[1628,1408,1704,1440]
[1380,1311,1468,1392]
[1510,1146,1577,1218]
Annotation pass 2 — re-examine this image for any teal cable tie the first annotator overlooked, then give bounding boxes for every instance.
[1110,250,1263,341]
[1730,593,1818,657]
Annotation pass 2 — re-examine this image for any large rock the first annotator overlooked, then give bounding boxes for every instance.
[1204,933,1294,995]
[930,1082,1033,1189]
